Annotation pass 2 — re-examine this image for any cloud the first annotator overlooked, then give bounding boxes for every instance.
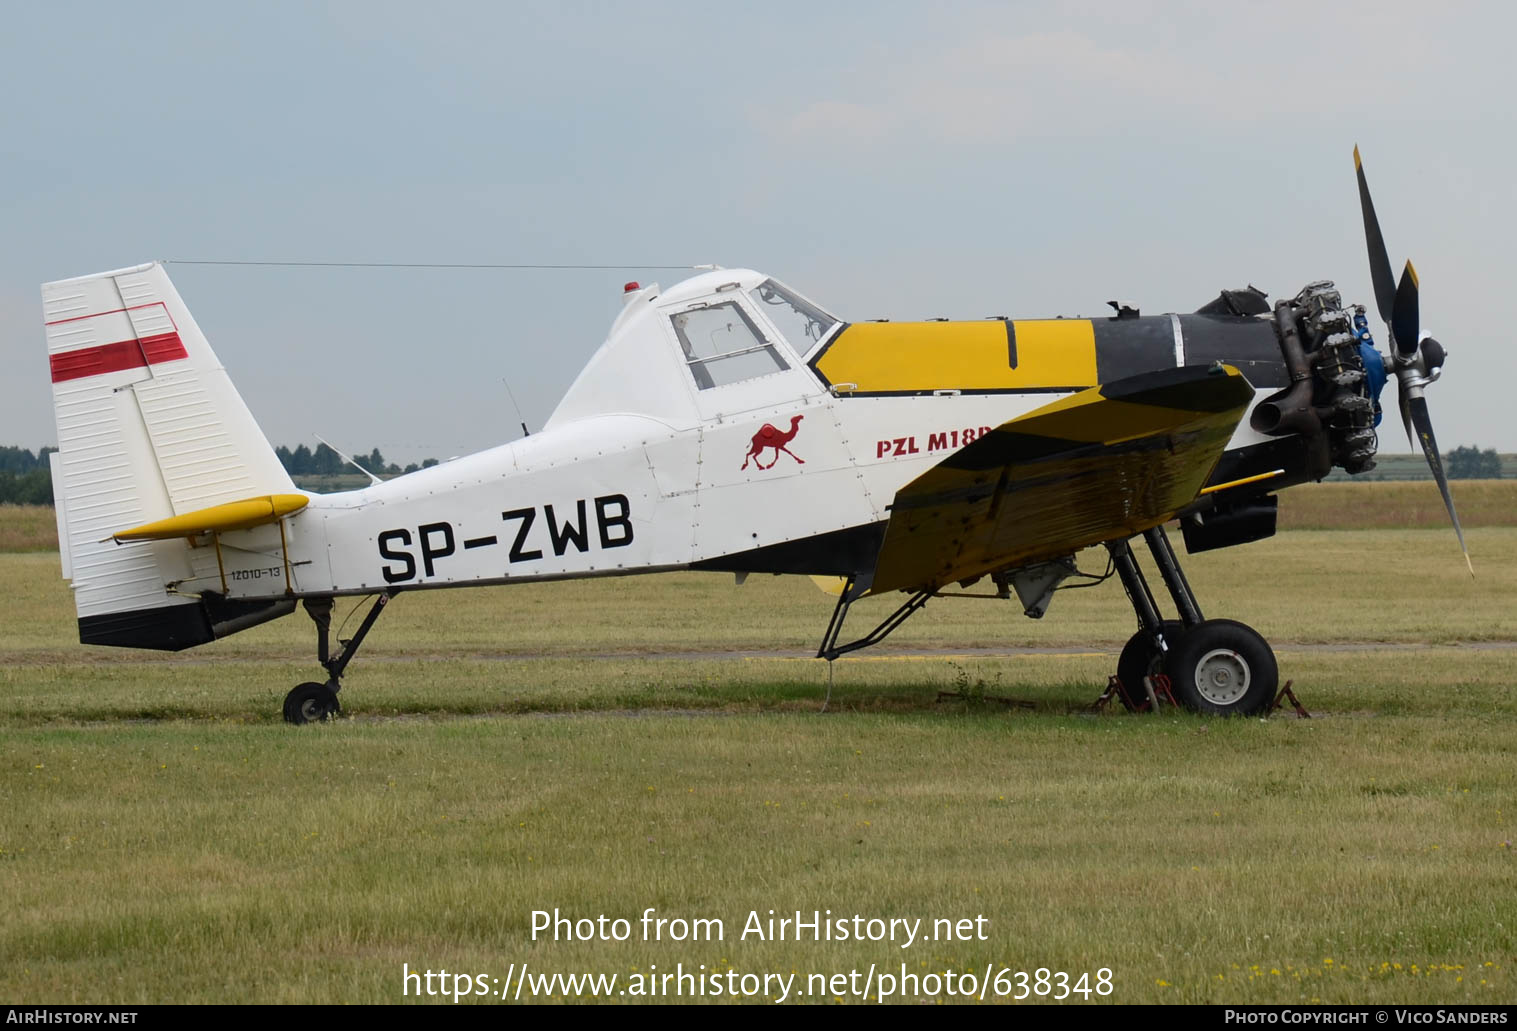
[771,4,1505,151]
[785,100,900,144]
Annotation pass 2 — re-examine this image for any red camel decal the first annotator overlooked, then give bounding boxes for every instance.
[741,414,805,471]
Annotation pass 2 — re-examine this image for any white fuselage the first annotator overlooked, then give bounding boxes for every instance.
[207,392,1060,599]
[195,268,1274,602]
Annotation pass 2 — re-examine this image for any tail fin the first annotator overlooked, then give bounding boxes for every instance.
[44,262,298,649]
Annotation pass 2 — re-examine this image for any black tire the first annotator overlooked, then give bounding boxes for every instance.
[283,681,340,724]
[1163,618,1277,717]
[1115,620,1186,711]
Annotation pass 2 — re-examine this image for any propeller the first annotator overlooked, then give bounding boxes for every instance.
[1353,146,1472,576]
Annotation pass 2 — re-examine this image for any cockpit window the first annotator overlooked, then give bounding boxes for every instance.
[749,278,838,351]
[670,302,790,389]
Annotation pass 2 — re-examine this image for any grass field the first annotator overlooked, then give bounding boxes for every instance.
[1276,479,1517,531]
[2,490,1514,1005]
[0,505,56,553]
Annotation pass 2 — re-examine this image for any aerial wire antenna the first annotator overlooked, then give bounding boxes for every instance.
[313,434,383,486]
[501,378,530,438]
[163,259,702,270]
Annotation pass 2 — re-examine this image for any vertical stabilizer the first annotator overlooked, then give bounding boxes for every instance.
[43,262,298,648]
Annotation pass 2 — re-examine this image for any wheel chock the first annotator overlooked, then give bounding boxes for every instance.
[1268,679,1311,719]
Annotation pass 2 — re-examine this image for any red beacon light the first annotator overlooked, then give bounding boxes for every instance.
[623,281,640,294]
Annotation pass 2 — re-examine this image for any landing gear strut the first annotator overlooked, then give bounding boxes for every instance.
[282,592,395,724]
[1107,526,1276,716]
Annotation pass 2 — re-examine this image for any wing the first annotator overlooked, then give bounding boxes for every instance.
[863,365,1256,597]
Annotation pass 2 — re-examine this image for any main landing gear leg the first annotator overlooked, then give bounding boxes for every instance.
[1107,528,1277,717]
[282,592,395,724]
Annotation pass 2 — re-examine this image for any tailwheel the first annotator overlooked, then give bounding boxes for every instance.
[1163,618,1277,717]
[283,681,340,725]
[286,591,394,724]
[1115,619,1186,712]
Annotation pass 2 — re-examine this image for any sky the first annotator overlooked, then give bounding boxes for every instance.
[3,1,1514,464]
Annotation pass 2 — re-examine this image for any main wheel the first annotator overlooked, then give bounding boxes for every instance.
[1115,620,1186,711]
[283,681,341,724]
[1163,618,1277,717]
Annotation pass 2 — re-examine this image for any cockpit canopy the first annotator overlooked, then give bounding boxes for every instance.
[545,269,841,430]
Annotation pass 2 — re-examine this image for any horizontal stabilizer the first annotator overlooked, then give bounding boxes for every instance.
[112,493,309,543]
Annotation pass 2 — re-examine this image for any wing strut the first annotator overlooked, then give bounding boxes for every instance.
[816,577,933,662]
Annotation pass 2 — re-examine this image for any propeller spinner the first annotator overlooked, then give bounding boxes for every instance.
[1353,146,1472,576]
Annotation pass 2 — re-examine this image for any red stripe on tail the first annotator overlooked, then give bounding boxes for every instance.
[49,332,189,383]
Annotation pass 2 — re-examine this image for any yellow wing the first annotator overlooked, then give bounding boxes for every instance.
[865,365,1256,597]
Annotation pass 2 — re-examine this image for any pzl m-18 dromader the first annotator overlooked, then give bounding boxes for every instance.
[41,149,1466,722]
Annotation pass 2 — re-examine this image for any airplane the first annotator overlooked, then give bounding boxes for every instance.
[38,150,1467,723]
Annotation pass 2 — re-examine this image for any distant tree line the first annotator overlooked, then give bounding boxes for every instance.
[0,443,441,505]
[0,446,58,505]
[1445,446,1501,480]
[274,444,439,478]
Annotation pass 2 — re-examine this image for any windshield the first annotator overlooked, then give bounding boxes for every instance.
[749,278,838,352]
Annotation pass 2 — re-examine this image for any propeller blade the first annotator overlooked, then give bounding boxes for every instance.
[1398,387,1414,449]
[1392,261,1420,358]
[1407,394,1474,576]
[1355,145,1398,328]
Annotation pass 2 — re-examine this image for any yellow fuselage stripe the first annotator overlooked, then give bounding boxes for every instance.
[815,320,1097,393]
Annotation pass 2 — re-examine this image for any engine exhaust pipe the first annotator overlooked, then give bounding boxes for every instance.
[1250,300,1321,437]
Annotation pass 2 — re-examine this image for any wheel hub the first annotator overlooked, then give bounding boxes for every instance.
[1193,648,1250,705]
